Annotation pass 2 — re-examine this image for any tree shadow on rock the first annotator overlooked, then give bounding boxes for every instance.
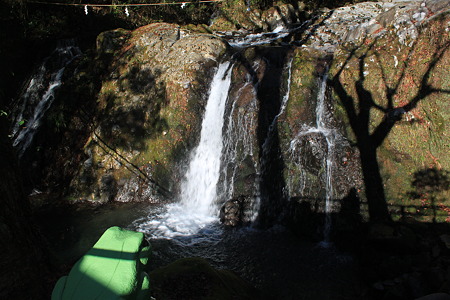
[99,66,169,152]
[330,18,450,223]
[254,47,292,227]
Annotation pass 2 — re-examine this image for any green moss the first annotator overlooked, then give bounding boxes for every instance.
[329,12,450,222]
[285,48,322,125]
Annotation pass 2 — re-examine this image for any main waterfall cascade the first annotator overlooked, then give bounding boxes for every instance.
[10,35,356,244]
[129,51,360,297]
[7,27,354,243]
[12,41,81,158]
[135,61,233,239]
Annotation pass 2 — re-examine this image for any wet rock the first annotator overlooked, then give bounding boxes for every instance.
[219,196,252,227]
[280,46,363,218]
[99,174,117,204]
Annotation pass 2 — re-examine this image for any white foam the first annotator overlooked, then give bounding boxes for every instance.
[136,62,233,239]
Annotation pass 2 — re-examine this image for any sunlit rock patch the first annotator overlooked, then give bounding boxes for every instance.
[329,10,450,222]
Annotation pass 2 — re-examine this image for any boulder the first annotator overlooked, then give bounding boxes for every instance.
[298,0,450,52]
[220,196,253,227]
[68,23,229,203]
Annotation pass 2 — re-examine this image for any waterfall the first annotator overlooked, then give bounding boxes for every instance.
[180,61,232,216]
[12,41,81,158]
[257,57,294,222]
[220,72,260,222]
[289,70,336,246]
[315,72,335,246]
[261,57,293,155]
[135,61,233,238]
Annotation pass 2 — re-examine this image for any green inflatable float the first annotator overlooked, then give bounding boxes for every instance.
[52,226,151,300]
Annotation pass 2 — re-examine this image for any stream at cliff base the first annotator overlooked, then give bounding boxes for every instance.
[38,201,364,299]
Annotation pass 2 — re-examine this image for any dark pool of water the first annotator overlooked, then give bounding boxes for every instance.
[39,202,366,299]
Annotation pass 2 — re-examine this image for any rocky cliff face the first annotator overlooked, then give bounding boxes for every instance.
[68,23,229,203]
[278,47,363,217]
[328,1,450,222]
[11,0,449,226]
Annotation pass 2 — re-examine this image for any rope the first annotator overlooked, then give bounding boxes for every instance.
[26,0,223,6]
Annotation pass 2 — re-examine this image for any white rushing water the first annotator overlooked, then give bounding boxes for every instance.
[259,57,294,203]
[13,41,81,157]
[220,25,291,48]
[218,21,310,48]
[135,61,233,239]
[180,61,232,215]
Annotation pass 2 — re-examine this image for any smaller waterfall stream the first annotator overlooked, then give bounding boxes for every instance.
[316,72,335,246]
[135,61,233,239]
[289,70,336,245]
[220,78,260,222]
[262,57,293,150]
[12,41,81,157]
[257,57,294,223]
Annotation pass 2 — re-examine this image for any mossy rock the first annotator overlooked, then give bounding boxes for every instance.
[280,47,328,138]
[329,11,450,222]
[149,257,260,300]
[68,22,230,202]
